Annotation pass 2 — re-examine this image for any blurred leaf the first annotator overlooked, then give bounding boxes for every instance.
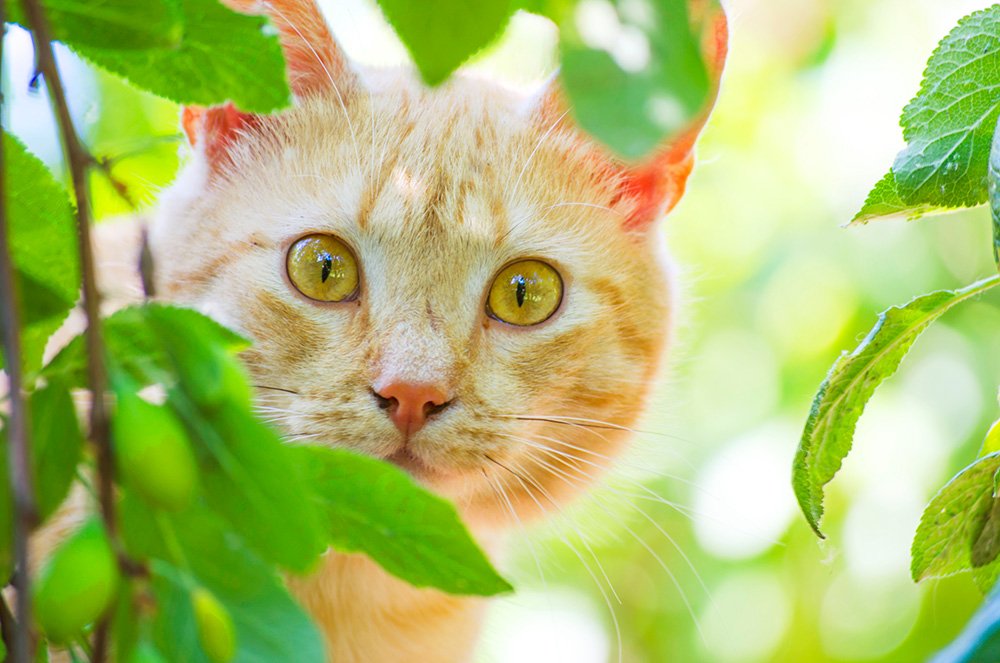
[187,406,327,574]
[67,0,291,113]
[29,384,83,522]
[933,582,1000,663]
[794,276,1000,537]
[852,171,937,224]
[981,419,1000,458]
[912,453,1000,584]
[145,305,251,409]
[295,445,512,596]
[890,6,1000,212]
[2,134,79,374]
[376,0,515,85]
[44,303,247,390]
[8,0,182,50]
[559,0,713,160]
[120,496,324,663]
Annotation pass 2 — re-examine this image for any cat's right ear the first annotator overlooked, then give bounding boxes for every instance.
[182,0,355,170]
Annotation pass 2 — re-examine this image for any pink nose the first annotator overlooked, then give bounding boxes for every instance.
[373,382,451,436]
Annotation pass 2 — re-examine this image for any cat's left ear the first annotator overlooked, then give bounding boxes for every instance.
[539,3,727,232]
[182,0,355,169]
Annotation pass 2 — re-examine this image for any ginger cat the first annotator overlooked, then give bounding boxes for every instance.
[89,0,727,660]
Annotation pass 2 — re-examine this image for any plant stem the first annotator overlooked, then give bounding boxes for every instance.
[19,0,116,659]
[0,3,40,661]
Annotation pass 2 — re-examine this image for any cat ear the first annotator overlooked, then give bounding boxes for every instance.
[182,0,354,169]
[540,4,728,232]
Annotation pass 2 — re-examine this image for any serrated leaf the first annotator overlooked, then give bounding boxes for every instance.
[376,0,514,85]
[3,134,79,374]
[794,276,1000,537]
[295,445,512,596]
[559,0,714,160]
[891,6,1000,210]
[8,0,182,50]
[852,171,938,224]
[66,0,291,112]
[990,113,1000,267]
[911,452,1000,595]
[29,384,83,522]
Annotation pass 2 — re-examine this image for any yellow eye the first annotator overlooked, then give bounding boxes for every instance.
[487,260,563,326]
[286,234,360,302]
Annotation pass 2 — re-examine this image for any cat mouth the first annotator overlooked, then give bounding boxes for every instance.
[384,448,435,478]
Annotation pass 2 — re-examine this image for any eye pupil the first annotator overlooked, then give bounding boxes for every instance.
[515,276,527,307]
[286,234,359,302]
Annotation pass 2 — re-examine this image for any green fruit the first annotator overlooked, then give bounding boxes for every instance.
[113,390,199,511]
[192,587,236,663]
[33,519,120,642]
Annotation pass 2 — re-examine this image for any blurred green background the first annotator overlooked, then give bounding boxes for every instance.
[5,0,1000,661]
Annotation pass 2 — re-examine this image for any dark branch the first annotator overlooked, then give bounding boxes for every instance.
[0,4,41,662]
[19,0,117,659]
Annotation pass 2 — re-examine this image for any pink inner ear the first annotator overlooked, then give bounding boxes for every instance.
[182,104,261,170]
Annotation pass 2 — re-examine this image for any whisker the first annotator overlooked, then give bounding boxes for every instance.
[263,1,362,170]
[481,469,549,594]
[486,454,623,663]
[253,384,300,395]
[498,413,694,443]
[526,452,709,644]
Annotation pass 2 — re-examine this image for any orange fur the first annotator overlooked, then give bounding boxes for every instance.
[128,1,726,659]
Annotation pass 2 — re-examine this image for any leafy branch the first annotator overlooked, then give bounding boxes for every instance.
[792,4,1000,659]
[16,0,119,657]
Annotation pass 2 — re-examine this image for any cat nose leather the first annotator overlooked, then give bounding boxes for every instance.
[373,382,452,437]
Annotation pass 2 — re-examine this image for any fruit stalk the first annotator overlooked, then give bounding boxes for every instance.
[19,0,117,659]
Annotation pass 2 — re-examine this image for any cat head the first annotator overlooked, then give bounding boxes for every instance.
[151,0,726,527]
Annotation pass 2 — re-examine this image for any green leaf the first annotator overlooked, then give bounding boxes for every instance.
[932,582,1000,663]
[852,171,938,224]
[66,0,291,112]
[559,0,712,159]
[990,114,1000,268]
[295,445,512,596]
[29,384,83,522]
[912,453,1000,585]
[376,0,515,85]
[120,496,324,663]
[8,0,182,50]
[891,6,1000,210]
[184,406,328,573]
[44,303,247,391]
[3,134,79,374]
[981,419,1000,458]
[794,276,1000,537]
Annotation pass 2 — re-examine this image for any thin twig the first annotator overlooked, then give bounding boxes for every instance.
[0,3,40,661]
[19,0,116,659]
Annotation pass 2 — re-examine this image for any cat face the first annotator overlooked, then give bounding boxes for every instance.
[150,0,725,527]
